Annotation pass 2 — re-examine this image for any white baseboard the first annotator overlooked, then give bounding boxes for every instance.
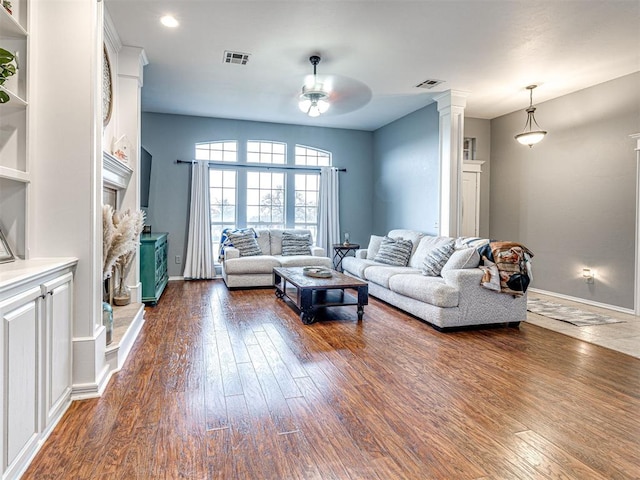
[528,288,635,315]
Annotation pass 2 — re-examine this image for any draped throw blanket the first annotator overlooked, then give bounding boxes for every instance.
[183,161,214,279]
[478,241,533,297]
[316,167,340,253]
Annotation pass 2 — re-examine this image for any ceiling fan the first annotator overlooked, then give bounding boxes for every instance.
[297,54,372,117]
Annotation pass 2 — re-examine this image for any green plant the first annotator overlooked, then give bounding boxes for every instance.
[0,47,17,104]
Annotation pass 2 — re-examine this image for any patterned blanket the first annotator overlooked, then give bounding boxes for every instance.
[478,241,533,297]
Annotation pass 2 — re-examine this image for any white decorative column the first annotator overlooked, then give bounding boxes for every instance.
[435,90,468,237]
[116,45,148,302]
[632,133,640,315]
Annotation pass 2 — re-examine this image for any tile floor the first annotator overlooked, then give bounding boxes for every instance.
[526,292,640,359]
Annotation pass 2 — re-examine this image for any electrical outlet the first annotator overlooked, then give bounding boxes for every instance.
[175,255,181,264]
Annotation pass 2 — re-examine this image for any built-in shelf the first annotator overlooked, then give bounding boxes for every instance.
[0,7,27,37]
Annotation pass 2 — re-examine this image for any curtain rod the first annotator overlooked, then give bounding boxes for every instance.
[176,159,346,172]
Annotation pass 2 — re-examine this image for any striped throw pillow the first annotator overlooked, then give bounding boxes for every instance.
[421,242,455,276]
[228,231,262,257]
[374,236,413,266]
[281,232,312,256]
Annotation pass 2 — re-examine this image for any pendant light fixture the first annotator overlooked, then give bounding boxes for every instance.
[514,85,547,147]
[298,55,330,117]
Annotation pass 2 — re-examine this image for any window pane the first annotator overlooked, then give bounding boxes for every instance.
[260,172,272,188]
[247,206,259,223]
[295,144,331,166]
[196,140,237,163]
[210,170,223,187]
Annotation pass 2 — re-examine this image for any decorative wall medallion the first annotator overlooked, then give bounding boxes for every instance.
[103,44,113,126]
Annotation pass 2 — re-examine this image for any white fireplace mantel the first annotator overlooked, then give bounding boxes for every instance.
[103,151,132,191]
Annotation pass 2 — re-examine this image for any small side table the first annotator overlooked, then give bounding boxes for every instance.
[333,243,360,272]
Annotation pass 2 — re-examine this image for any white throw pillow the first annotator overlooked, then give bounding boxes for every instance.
[441,247,481,273]
[366,235,384,260]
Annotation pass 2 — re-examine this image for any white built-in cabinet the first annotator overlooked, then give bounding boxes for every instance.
[461,160,485,237]
[0,259,76,480]
[1,1,82,478]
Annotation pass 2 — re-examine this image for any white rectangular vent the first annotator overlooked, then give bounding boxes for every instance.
[223,51,250,65]
[415,79,444,89]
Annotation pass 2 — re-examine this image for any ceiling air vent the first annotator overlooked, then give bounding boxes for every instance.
[415,79,444,89]
[223,51,250,65]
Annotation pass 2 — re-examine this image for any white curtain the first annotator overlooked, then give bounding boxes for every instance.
[317,166,341,253]
[183,161,214,279]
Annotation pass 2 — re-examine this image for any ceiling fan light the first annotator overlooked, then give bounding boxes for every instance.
[298,55,331,117]
[308,103,321,117]
[298,98,312,113]
[317,98,330,113]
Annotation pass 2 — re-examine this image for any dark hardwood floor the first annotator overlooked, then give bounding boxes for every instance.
[25,280,640,479]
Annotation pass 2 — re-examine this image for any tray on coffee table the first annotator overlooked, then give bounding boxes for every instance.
[273,266,368,324]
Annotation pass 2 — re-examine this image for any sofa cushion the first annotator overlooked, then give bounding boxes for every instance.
[388,274,459,308]
[409,236,455,269]
[342,257,379,278]
[374,236,413,266]
[228,230,262,257]
[364,265,420,288]
[388,229,424,257]
[281,231,312,256]
[421,242,455,276]
[441,247,481,272]
[223,255,280,275]
[269,229,312,255]
[276,255,333,269]
[366,235,384,260]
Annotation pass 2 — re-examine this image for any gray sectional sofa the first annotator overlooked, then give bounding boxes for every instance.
[222,228,332,288]
[341,229,528,330]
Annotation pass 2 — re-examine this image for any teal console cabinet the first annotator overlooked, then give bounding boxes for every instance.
[140,233,169,305]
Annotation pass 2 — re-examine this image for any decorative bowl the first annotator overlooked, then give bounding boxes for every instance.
[302,266,333,278]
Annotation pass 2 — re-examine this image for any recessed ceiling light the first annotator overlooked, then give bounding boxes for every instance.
[160,15,179,28]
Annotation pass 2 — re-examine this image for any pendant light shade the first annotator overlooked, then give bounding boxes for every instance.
[299,56,330,117]
[514,85,547,147]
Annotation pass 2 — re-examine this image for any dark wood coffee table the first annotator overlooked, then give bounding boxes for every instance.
[273,267,368,324]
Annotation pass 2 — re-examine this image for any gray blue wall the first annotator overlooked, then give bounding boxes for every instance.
[372,103,440,235]
[490,72,640,309]
[141,113,374,276]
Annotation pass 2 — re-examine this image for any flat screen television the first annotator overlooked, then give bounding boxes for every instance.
[140,146,152,208]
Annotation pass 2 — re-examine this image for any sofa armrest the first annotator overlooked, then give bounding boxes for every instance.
[355,249,367,259]
[224,246,240,261]
[311,246,326,257]
[442,267,527,322]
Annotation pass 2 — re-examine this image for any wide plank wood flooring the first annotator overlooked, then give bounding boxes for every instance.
[24,280,640,479]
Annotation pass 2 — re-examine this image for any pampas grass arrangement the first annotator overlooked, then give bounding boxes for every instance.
[102,206,146,304]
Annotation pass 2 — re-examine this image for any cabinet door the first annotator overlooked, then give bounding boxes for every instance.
[0,286,42,477]
[42,272,73,427]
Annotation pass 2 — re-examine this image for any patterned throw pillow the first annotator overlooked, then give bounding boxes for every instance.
[219,227,257,259]
[281,232,312,256]
[227,230,262,257]
[421,242,455,276]
[374,236,413,266]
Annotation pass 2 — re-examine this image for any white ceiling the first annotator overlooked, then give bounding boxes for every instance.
[104,0,640,131]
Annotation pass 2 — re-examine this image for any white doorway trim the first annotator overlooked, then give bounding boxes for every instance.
[633,133,640,315]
